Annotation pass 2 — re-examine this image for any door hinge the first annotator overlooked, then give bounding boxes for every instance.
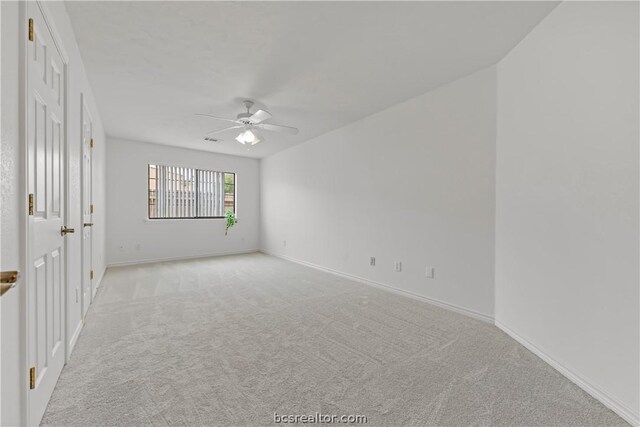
[90,270,94,280]
[29,367,36,389]
[90,138,94,148]
[28,18,34,42]
[28,193,34,215]
[90,204,94,214]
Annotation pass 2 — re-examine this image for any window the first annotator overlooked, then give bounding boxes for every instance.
[148,164,236,219]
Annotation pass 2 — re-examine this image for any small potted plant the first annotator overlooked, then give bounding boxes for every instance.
[225,211,237,236]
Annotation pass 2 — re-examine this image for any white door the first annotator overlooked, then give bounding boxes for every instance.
[81,99,93,317]
[26,4,68,425]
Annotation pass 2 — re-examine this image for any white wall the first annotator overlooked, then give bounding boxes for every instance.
[0,2,107,425]
[261,67,497,319]
[0,3,24,423]
[495,1,639,423]
[106,137,260,265]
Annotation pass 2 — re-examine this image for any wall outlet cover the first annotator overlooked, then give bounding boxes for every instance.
[426,266,435,278]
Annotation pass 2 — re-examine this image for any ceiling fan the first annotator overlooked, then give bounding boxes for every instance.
[197,100,299,146]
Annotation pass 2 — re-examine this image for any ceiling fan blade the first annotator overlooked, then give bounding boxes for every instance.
[255,122,299,135]
[195,113,239,124]
[249,109,272,124]
[206,125,243,135]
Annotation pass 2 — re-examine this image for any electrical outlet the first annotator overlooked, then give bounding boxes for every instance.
[283,240,287,247]
[425,266,435,279]
[394,261,402,272]
[370,257,376,266]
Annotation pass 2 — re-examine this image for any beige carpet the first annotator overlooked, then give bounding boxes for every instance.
[42,253,626,426]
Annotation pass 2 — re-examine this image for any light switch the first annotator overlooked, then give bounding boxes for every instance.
[425,266,435,279]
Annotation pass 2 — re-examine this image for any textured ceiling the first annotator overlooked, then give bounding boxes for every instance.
[65,1,558,158]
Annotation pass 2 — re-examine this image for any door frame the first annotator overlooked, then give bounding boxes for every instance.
[21,1,70,424]
[80,93,92,317]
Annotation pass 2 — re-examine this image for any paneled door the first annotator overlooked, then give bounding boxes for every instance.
[26,4,68,425]
[81,98,93,317]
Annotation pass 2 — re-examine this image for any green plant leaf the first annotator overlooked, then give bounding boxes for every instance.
[225,211,237,235]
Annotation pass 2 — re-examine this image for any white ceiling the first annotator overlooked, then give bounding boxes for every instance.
[65,1,558,158]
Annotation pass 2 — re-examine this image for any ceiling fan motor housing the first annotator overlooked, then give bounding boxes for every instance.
[238,100,256,123]
[237,112,253,123]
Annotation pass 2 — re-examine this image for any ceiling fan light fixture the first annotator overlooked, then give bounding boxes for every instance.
[235,129,260,145]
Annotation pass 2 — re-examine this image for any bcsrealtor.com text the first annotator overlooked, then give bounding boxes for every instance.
[274,412,368,424]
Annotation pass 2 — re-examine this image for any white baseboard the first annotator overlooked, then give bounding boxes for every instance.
[106,249,260,268]
[93,266,106,293]
[67,320,83,358]
[495,320,639,427]
[67,266,107,359]
[261,250,494,324]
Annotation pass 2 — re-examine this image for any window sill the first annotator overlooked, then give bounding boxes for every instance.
[145,217,234,222]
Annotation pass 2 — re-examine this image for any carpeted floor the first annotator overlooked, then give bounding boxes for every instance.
[42,253,627,426]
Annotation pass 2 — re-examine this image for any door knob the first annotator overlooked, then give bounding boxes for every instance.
[83,223,93,227]
[0,271,19,297]
[60,226,75,236]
